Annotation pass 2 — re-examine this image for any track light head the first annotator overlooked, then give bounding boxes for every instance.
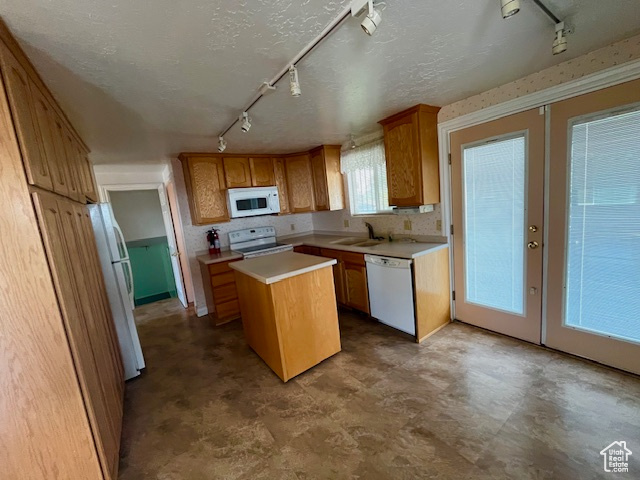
[240,112,251,133]
[217,136,227,153]
[361,1,382,35]
[500,0,520,19]
[347,134,357,150]
[289,65,301,97]
[552,21,567,55]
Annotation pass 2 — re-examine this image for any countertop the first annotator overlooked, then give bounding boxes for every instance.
[229,251,337,285]
[196,233,448,266]
[196,249,243,265]
[281,234,448,259]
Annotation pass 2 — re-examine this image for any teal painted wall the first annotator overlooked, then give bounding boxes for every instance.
[127,237,176,305]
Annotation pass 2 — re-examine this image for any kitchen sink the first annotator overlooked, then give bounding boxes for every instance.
[330,237,366,246]
[353,240,384,247]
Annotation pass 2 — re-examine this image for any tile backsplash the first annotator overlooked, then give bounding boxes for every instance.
[312,206,444,241]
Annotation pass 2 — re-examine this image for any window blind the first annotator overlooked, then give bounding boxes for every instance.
[565,107,640,343]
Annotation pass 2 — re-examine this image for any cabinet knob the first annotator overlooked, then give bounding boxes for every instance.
[527,241,539,250]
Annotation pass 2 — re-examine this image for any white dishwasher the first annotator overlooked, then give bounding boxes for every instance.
[365,255,415,336]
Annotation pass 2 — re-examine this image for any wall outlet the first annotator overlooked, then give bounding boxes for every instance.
[290,223,295,231]
[436,220,442,231]
[343,219,350,228]
[404,219,412,231]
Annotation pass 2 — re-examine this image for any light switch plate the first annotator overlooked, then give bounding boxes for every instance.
[404,219,412,231]
[436,220,442,231]
[344,219,350,228]
[290,224,295,231]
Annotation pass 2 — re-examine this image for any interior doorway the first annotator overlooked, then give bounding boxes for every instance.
[102,184,188,309]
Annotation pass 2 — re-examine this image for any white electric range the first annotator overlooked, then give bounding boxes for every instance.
[229,226,293,259]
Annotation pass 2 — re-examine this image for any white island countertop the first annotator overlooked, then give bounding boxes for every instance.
[229,251,337,285]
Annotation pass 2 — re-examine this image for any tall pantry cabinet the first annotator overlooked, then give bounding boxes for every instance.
[0,18,124,480]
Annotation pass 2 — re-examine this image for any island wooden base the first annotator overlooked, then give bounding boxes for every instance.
[234,266,341,382]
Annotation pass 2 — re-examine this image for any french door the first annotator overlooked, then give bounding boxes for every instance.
[545,79,640,374]
[450,108,545,343]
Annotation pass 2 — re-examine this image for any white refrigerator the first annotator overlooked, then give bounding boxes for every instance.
[89,203,145,380]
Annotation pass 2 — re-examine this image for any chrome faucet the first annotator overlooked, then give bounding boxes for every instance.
[364,222,384,241]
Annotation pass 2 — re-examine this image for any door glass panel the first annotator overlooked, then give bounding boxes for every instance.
[565,108,640,343]
[463,136,526,314]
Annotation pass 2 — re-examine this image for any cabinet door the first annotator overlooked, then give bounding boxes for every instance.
[30,83,70,197]
[32,192,119,478]
[285,154,315,213]
[60,123,84,203]
[77,144,98,203]
[344,262,370,314]
[224,157,252,188]
[183,156,230,225]
[250,157,275,186]
[334,261,346,305]
[0,46,52,190]
[384,112,422,206]
[273,157,291,214]
[310,150,329,211]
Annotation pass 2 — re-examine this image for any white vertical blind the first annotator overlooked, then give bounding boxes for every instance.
[341,140,393,215]
[565,107,640,343]
[463,136,526,314]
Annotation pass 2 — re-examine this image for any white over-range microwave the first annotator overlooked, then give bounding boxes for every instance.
[227,186,281,218]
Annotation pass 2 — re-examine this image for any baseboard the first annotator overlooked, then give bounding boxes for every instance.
[134,292,172,307]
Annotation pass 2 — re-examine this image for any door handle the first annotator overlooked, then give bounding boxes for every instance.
[527,241,539,250]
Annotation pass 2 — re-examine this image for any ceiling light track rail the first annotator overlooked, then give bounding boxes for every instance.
[531,0,561,25]
[217,4,354,142]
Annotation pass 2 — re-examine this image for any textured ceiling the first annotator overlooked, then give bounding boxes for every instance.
[1,0,639,164]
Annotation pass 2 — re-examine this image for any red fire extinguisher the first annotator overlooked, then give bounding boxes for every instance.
[207,229,221,254]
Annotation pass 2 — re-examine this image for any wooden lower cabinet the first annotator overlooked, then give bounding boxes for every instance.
[293,245,321,256]
[319,249,369,314]
[234,266,341,382]
[201,259,242,325]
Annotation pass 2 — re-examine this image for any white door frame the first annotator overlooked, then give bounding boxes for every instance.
[99,182,188,308]
[438,59,640,337]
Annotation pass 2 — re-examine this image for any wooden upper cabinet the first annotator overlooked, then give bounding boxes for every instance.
[30,82,70,198]
[180,155,230,225]
[310,149,329,210]
[309,145,344,211]
[273,157,291,214]
[76,144,98,203]
[0,45,52,190]
[379,104,441,207]
[60,123,84,203]
[223,157,252,188]
[249,157,275,186]
[285,153,315,213]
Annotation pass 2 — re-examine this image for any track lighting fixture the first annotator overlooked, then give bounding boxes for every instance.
[217,136,227,153]
[500,0,520,19]
[259,82,276,95]
[552,21,567,55]
[289,65,301,97]
[362,0,382,36]
[240,112,251,133]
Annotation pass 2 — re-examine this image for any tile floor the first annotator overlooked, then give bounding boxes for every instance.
[119,298,640,479]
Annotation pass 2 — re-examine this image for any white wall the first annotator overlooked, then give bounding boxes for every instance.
[109,190,167,242]
[94,163,168,191]
[170,158,314,312]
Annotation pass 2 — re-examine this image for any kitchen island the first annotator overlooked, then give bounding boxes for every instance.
[230,251,341,382]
